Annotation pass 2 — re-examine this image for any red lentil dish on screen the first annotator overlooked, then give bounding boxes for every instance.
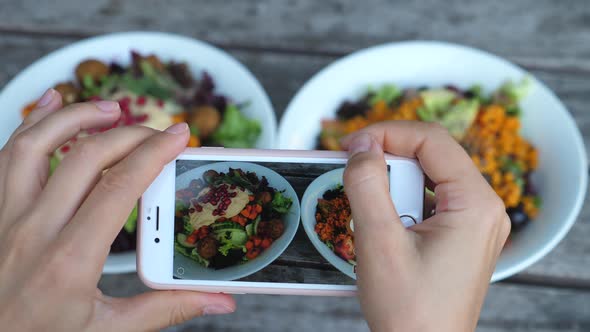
[318,78,540,232]
[314,185,356,265]
[21,51,262,252]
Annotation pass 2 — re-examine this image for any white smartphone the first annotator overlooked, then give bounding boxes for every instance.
[138,148,424,296]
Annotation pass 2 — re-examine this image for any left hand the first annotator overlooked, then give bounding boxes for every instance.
[0,89,235,332]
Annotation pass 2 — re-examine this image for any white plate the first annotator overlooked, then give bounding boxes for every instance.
[175,162,300,281]
[0,32,277,274]
[278,41,588,281]
[301,168,356,279]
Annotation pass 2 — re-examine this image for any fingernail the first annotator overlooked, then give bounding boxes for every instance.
[165,122,189,134]
[347,133,380,157]
[339,134,353,147]
[94,100,119,112]
[37,89,56,107]
[202,304,234,316]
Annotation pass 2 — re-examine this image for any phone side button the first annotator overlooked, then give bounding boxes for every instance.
[399,215,417,228]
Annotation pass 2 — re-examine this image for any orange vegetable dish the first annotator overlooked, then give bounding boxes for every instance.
[315,186,356,264]
[318,79,540,232]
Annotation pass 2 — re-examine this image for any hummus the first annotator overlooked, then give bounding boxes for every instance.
[189,185,251,230]
[53,91,179,161]
[109,91,177,131]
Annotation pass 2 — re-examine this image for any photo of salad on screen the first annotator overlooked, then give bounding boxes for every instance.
[174,167,293,270]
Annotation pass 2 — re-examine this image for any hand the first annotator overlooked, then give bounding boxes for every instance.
[342,122,510,332]
[0,89,235,331]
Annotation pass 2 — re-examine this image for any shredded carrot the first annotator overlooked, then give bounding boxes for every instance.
[172,113,187,123]
[188,135,200,147]
[462,104,538,208]
[21,100,37,118]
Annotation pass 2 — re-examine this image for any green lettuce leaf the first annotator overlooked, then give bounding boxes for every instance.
[499,77,531,103]
[218,242,247,256]
[210,105,261,148]
[123,205,138,234]
[271,191,293,214]
[183,215,194,234]
[368,84,401,106]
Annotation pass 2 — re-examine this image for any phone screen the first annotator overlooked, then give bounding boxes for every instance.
[174,159,390,285]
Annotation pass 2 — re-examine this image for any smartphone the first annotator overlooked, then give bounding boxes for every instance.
[138,148,424,296]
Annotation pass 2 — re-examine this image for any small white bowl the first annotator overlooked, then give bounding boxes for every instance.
[279,41,588,281]
[175,161,300,281]
[0,32,277,274]
[301,168,356,279]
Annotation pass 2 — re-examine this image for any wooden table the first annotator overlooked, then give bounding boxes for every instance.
[1,1,589,330]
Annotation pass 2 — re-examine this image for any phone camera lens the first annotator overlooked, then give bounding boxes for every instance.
[154,238,160,243]
[147,216,151,221]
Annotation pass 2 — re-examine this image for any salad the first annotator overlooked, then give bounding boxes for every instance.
[314,185,355,265]
[174,168,293,269]
[318,78,540,233]
[20,52,262,253]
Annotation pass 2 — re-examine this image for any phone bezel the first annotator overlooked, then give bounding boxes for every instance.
[138,148,424,296]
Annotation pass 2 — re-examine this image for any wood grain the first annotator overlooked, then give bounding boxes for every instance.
[1,0,590,71]
[98,273,590,332]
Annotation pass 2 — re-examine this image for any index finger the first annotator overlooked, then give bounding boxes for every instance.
[341,121,481,186]
[58,123,189,275]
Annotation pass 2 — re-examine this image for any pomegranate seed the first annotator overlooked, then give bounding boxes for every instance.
[134,114,148,123]
[219,211,226,216]
[224,198,231,204]
[121,107,131,116]
[136,96,146,106]
[230,192,237,198]
[157,99,164,107]
[60,145,71,153]
[118,96,130,106]
[230,184,236,189]
[195,204,203,212]
[189,208,195,213]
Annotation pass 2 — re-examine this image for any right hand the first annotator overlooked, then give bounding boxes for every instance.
[342,122,510,332]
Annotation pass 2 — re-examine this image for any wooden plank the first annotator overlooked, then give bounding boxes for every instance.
[98,273,590,332]
[2,34,590,283]
[1,0,590,72]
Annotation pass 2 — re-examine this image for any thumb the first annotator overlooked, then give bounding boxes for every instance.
[343,133,407,244]
[106,290,236,331]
